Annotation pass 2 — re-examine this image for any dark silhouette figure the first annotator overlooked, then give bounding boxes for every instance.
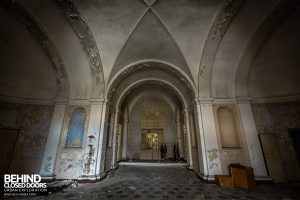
[173,144,177,161]
[164,144,167,159]
[160,144,164,159]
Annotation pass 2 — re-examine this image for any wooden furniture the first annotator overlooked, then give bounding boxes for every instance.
[214,175,233,188]
[215,164,256,190]
[230,164,256,190]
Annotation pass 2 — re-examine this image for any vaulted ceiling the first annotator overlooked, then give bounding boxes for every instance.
[0,0,299,103]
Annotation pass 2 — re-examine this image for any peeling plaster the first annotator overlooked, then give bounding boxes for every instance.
[207,148,218,162]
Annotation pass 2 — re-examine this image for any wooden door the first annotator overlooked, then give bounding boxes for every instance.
[260,133,287,182]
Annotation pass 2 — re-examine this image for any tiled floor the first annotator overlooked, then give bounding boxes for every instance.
[21,165,300,200]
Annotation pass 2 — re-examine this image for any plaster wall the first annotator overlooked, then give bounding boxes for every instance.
[248,6,300,99]
[0,6,57,100]
[0,102,53,174]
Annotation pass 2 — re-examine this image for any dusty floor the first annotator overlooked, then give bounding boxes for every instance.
[17,165,300,200]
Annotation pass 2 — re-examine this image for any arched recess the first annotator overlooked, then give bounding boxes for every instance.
[217,106,239,148]
[235,0,300,99]
[0,0,70,101]
[101,61,201,173]
[126,90,178,117]
[198,0,245,98]
[209,0,281,98]
[121,85,181,161]
[234,1,300,181]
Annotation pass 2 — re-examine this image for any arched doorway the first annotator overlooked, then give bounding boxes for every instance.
[103,61,199,172]
[121,86,183,161]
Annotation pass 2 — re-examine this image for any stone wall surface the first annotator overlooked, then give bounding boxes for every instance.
[252,101,300,180]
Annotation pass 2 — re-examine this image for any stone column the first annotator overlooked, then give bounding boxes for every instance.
[184,109,193,169]
[194,99,207,177]
[111,110,119,168]
[196,99,222,180]
[39,101,67,180]
[122,106,129,159]
[80,99,104,180]
[238,100,268,179]
[176,108,184,158]
[95,99,108,180]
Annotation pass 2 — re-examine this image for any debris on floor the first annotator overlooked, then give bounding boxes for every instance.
[46,180,79,193]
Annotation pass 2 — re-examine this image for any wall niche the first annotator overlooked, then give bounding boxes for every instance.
[217,106,240,148]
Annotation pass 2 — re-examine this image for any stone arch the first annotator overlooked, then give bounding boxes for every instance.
[106,60,196,101]
[56,0,105,99]
[235,1,300,98]
[103,60,197,170]
[0,0,70,100]
[198,0,245,98]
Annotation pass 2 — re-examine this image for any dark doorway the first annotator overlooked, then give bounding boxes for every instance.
[0,129,19,177]
[289,128,300,167]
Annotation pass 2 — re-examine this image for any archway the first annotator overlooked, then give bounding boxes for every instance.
[103,61,200,172]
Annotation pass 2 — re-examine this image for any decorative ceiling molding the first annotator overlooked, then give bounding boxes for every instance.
[0,0,69,100]
[212,0,244,38]
[198,0,245,97]
[107,61,195,100]
[56,0,105,99]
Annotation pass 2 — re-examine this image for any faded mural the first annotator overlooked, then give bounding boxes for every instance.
[65,108,85,148]
[54,105,90,179]
[252,101,300,180]
[0,102,53,174]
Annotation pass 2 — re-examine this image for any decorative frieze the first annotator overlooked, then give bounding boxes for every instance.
[108,62,194,100]
[57,0,105,98]
[212,0,245,38]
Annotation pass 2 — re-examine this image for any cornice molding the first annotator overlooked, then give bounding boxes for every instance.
[0,95,54,106]
[251,95,300,104]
